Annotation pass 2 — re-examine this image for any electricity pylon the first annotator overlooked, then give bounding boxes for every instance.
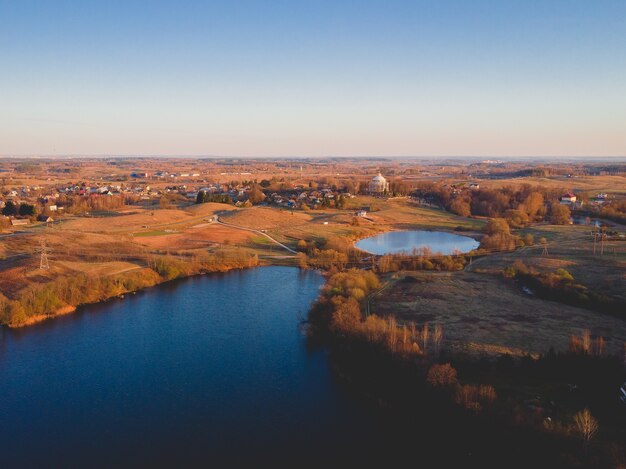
[35,238,51,270]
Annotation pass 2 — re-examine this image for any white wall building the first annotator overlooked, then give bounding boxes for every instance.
[368,173,389,194]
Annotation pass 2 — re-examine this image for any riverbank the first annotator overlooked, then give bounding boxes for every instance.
[1,249,260,328]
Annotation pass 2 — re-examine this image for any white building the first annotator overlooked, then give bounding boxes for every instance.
[368,173,389,194]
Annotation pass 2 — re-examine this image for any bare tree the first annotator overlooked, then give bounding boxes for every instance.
[422,322,429,352]
[574,408,599,448]
[433,324,443,354]
[582,329,591,354]
[594,336,605,356]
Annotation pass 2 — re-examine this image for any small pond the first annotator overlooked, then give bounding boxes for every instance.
[355,230,480,255]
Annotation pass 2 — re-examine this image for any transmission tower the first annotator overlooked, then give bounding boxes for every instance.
[35,238,51,270]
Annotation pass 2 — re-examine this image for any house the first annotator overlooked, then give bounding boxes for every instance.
[37,215,54,223]
[560,193,577,205]
[469,183,480,190]
[48,205,58,211]
[10,219,30,226]
[356,210,368,217]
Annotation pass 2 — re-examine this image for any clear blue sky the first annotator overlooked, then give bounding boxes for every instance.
[1,0,625,157]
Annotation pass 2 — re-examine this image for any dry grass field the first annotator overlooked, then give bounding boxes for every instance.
[132,224,254,250]
[373,270,626,356]
[481,175,626,196]
[371,219,625,357]
[469,224,626,304]
[219,206,314,230]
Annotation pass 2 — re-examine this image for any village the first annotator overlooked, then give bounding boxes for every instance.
[0,158,622,230]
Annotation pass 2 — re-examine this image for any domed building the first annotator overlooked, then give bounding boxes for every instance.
[368,172,389,194]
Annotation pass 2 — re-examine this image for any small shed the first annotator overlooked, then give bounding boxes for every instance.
[10,218,30,226]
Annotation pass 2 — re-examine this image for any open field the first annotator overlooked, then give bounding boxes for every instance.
[372,220,626,357]
[220,206,314,230]
[469,224,626,304]
[374,270,626,356]
[479,175,626,196]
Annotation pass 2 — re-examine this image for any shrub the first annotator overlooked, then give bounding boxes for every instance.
[573,408,599,446]
[427,363,458,387]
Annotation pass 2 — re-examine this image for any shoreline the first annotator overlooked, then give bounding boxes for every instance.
[4,261,262,329]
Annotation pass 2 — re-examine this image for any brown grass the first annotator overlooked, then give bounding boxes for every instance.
[374,270,626,356]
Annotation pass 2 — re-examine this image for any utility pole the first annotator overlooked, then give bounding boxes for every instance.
[36,238,51,270]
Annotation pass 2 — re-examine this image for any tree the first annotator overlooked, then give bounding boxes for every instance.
[523,192,544,218]
[248,186,266,205]
[331,297,361,332]
[18,203,36,217]
[196,190,206,204]
[573,408,599,448]
[481,217,519,251]
[485,218,510,236]
[549,203,571,225]
[296,252,308,269]
[449,198,471,217]
[2,200,17,216]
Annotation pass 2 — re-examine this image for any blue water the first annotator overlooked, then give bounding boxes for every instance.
[0,267,393,467]
[356,230,479,255]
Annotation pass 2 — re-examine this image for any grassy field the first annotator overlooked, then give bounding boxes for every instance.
[371,220,626,357]
[476,174,626,196]
[133,230,176,237]
[469,224,626,304]
[373,270,626,356]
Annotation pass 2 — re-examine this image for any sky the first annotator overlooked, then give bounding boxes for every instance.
[1,0,625,157]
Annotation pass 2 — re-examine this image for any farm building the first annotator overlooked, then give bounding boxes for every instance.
[559,192,577,205]
[10,218,30,226]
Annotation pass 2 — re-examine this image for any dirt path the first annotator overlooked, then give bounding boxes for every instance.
[216,220,297,254]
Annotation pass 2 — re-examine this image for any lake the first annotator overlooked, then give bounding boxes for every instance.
[0,267,432,467]
[355,230,480,255]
